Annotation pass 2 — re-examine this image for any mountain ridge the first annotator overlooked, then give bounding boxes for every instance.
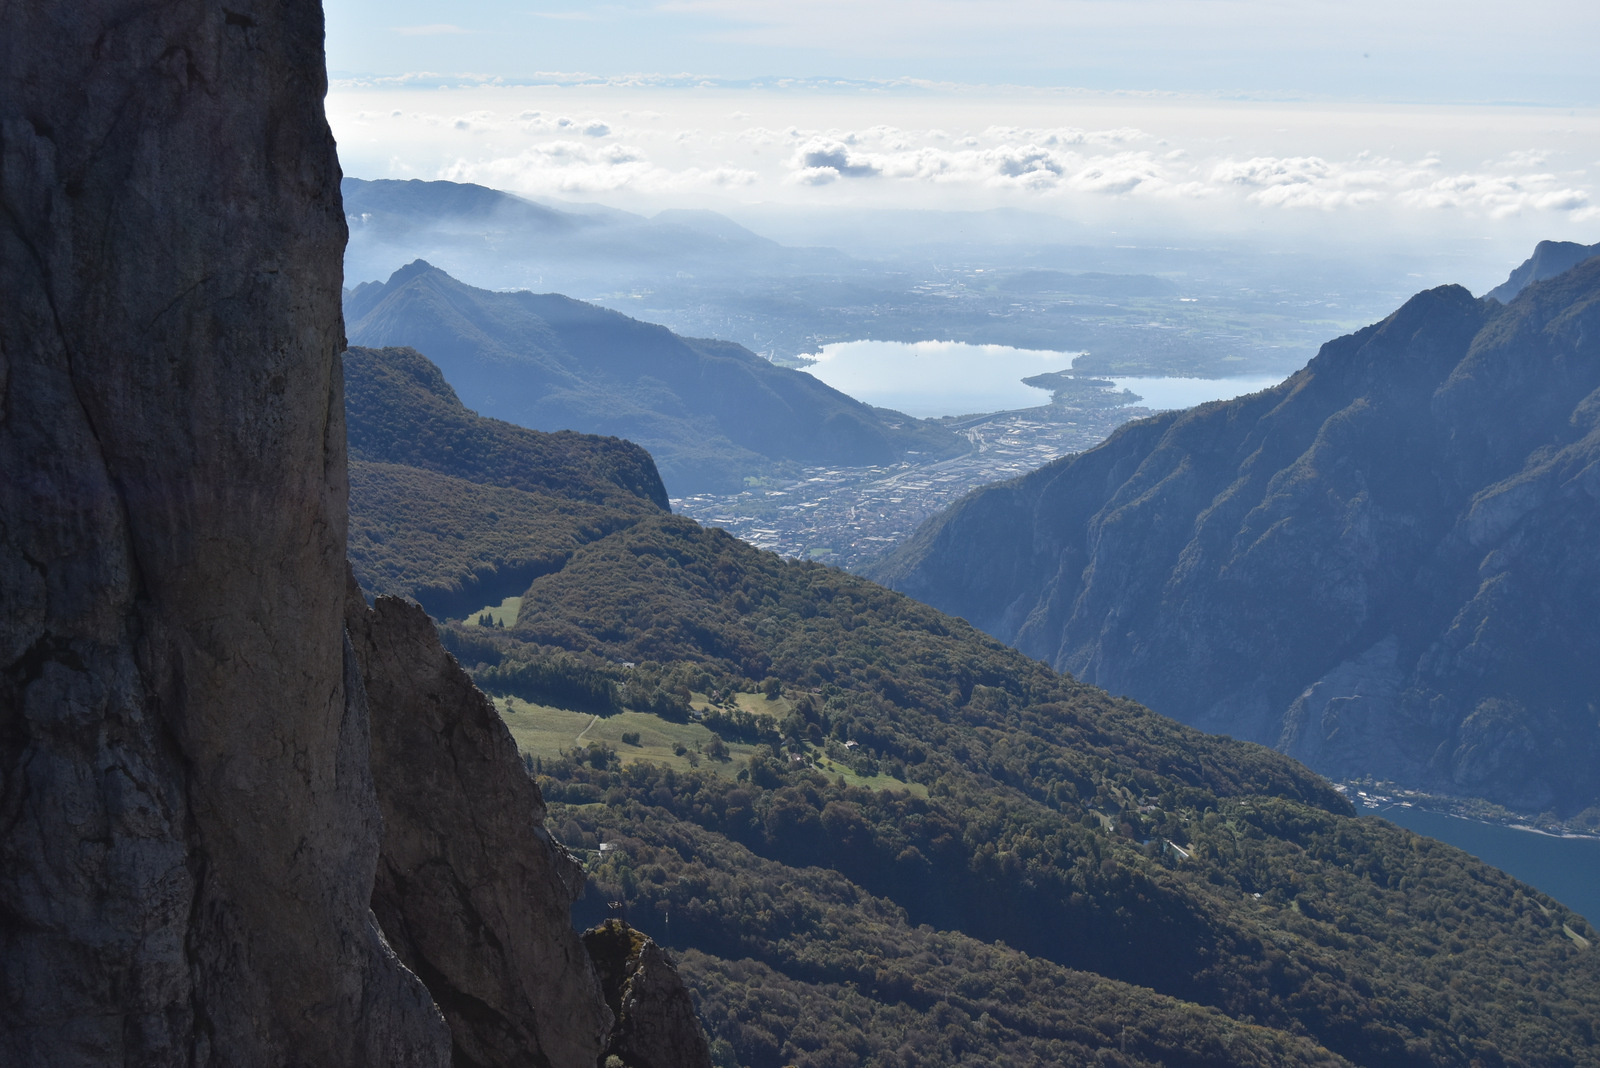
[1487,238,1600,303]
[344,261,967,493]
[343,344,670,619]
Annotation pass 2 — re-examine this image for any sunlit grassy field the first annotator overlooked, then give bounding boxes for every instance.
[495,691,925,795]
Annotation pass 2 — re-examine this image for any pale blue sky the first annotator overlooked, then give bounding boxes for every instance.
[326,0,1598,105]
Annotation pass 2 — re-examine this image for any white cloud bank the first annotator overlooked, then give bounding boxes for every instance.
[328,84,1600,258]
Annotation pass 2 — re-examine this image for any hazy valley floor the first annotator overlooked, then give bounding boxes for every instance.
[673,404,1155,570]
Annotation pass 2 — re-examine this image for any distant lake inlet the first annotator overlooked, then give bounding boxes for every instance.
[1356,802,1600,924]
[799,339,1284,418]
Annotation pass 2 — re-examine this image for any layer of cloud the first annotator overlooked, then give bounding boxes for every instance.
[439,137,758,197]
[328,89,1600,235]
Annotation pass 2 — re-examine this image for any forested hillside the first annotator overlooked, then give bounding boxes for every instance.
[346,344,1600,1068]
[344,345,668,619]
[872,258,1600,817]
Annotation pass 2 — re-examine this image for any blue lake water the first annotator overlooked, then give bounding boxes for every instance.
[1357,803,1600,923]
[800,339,1284,418]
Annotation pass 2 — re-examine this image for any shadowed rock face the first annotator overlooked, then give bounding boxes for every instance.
[0,2,447,1064]
[345,582,613,1068]
[872,263,1600,814]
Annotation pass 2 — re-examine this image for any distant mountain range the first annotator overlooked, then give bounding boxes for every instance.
[871,254,1600,817]
[344,261,966,494]
[341,176,1355,377]
[342,177,848,298]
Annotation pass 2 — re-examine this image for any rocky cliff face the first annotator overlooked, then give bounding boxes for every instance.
[0,2,452,1063]
[873,260,1600,814]
[345,580,614,1067]
[1,4,710,1065]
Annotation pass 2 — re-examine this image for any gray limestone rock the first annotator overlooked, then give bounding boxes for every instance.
[1277,636,1406,775]
[345,582,613,1068]
[0,2,447,1063]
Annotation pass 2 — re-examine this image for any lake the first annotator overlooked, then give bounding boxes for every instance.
[1356,802,1600,923]
[800,339,1284,418]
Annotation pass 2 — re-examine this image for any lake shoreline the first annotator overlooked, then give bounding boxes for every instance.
[1342,785,1600,923]
[801,338,1290,419]
[1335,781,1600,841]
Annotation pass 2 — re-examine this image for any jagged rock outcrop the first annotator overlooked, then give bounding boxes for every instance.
[345,580,614,1067]
[873,259,1600,814]
[0,1,449,1063]
[583,921,714,1068]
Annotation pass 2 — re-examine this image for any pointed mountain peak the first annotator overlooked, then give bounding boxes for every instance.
[385,258,448,287]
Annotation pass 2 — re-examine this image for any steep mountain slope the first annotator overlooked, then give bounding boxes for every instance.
[473,521,1600,1068]
[871,258,1600,815]
[1487,238,1600,303]
[344,261,966,493]
[347,348,1600,1066]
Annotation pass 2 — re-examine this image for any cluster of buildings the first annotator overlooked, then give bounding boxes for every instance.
[676,405,1151,569]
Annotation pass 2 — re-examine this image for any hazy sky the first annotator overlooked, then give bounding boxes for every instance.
[323,0,1600,278]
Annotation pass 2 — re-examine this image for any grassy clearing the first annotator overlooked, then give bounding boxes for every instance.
[684,689,793,720]
[810,755,929,797]
[713,690,924,793]
[464,595,523,627]
[497,692,925,795]
[496,696,759,780]
[728,691,789,718]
